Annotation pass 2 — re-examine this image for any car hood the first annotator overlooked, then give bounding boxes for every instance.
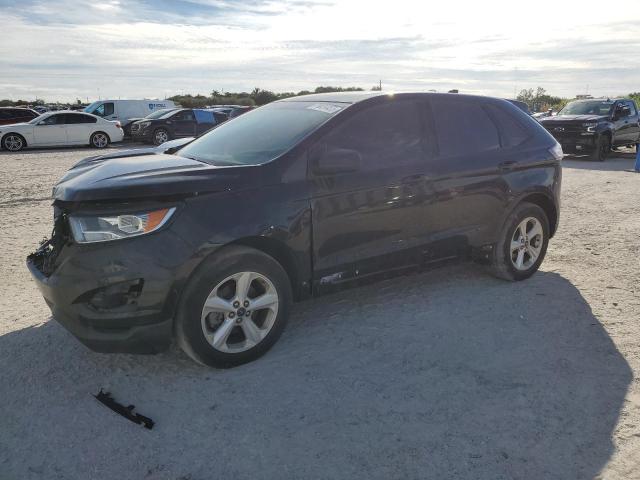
[53,153,259,202]
[540,114,607,123]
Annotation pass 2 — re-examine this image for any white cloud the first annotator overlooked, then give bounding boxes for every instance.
[1,0,639,101]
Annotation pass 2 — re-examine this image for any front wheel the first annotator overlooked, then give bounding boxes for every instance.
[590,135,610,162]
[489,202,549,281]
[90,132,110,148]
[176,246,292,368]
[152,128,169,146]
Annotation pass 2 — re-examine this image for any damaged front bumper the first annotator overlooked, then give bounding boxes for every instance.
[25,212,186,354]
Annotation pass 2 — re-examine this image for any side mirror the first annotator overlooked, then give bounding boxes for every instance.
[310,146,361,175]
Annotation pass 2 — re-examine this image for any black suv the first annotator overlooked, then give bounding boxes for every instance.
[27,92,562,367]
[130,108,227,145]
[539,98,640,161]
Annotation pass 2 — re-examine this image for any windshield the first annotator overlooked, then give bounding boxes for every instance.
[178,101,345,166]
[145,108,177,119]
[83,102,99,113]
[559,100,613,116]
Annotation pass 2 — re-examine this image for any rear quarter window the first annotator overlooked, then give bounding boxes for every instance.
[430,97,500,157]
[486,104,530,148]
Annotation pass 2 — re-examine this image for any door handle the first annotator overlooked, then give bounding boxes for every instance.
[499,160,518,170]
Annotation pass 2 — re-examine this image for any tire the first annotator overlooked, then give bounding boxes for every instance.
[590,134,610,162]
[90,131,110,149]
[175,246,292,368]
[152,128,169,146]
[2,133,26,151]
[489,202,550,281]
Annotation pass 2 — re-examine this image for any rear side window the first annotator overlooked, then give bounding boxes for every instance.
[321,99,424,169]
[430,97,500,157]
[64,114,97,124]
[0,110,10,120]
[175,110,196,121]
[486,104,530,148]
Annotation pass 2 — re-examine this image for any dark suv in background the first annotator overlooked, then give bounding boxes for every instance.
[539,98,640,161]
[130,108,228,145]
[0,107,40,125]
[27,92,562,367]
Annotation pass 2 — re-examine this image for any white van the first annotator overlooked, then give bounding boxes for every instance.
[83,99,177,130]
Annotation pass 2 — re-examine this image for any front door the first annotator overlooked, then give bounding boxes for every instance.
[615,101,640,145]
[33,114,67,145]
[309,98,432,289]
[173,110,197,137]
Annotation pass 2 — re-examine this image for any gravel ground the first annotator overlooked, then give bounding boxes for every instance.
[1,145,639,480]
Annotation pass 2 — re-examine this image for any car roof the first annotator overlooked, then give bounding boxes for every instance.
[277,91,509,105]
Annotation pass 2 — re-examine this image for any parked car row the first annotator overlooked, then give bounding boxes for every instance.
[0,111,124,151]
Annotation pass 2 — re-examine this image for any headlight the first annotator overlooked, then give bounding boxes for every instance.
[138,121,151,128]
[69,207,176,243]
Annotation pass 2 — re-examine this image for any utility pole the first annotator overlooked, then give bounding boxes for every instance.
[379,79,382,91]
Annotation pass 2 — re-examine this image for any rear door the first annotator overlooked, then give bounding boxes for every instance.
[173,110,197,136]
[309,98,432,288]
[33,113,67,145]
[423,96,511,252]
[64,113,97,144]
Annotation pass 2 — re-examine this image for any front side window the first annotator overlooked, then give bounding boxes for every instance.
[92,103,114,117]
[320,99,424,169]
[430,97,500,157]
[624,101,637,116]
[175,110,195,121]
[38,114,64,125]
[179,101,345,166]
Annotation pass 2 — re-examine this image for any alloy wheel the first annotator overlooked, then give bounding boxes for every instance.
[154,130,168,145]
[510,216,544,271]
[200,271,279,353]
[3,135,23,151]
[93,133,108,148]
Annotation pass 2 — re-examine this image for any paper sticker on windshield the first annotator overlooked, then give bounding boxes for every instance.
[307,103,342,114]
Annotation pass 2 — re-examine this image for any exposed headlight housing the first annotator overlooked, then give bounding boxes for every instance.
[69,207,176,243]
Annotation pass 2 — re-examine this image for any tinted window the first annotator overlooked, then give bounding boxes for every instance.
[175,110,195,121]
[486,104,529,148]
[146,108,176,119]
[624,101,637,116]
[430,97,500,157]
[321,99,424,168]
[93,103,114,117]
[39,114,64,125]
[179,101,344,166]
[64,113,97,124]
[0,110,10,120]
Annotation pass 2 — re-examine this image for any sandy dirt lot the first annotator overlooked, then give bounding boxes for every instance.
[1,145,639,480]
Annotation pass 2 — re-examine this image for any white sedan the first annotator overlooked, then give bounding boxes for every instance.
[0,111,124,151]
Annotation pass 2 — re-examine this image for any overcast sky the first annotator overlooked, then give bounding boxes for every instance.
[1,0,639,102]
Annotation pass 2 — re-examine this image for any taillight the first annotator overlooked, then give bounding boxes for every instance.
[115,121,122,129]
[549,142,563,161]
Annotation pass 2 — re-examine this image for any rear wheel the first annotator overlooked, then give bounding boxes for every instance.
[489,202,549,281]
[590,134,610,162]
[176,246,292,368]
[90,132,110,148]
[153,128,169,146]
[2,133,26,151]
